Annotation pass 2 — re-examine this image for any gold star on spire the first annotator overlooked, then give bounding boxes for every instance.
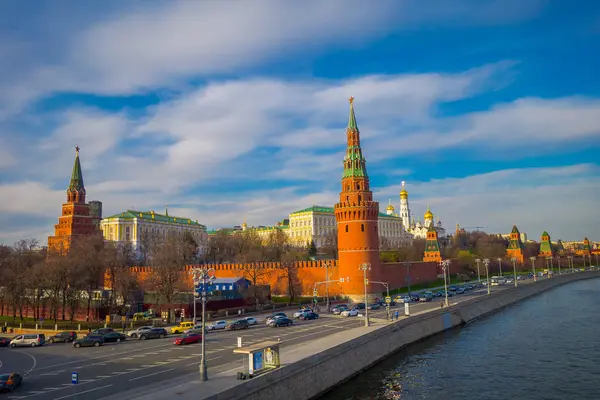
[75,145,80,154]
[348,96,354,104]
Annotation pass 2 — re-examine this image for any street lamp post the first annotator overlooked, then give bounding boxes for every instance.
[497,258,503,277]
[483,259,491,295]
[440,260,450,307]
[192,267,216,382]
[567,255,573,272]
[404,261,412,298]
[530,256,537,282]
[510,257,518,287]
[370,281,391,320]
[475,258,481,283]
[359,263,371,327]
[324,262,330,312]
[595,253,599,267]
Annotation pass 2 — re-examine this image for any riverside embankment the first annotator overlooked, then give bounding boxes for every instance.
[123,270,600,400]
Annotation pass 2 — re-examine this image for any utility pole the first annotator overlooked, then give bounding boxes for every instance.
[497,257,503,276]
[511,257,518,287]
[404,261,412,298]
[359,263,371,327]
[194,267,215,381]
[439,260,450,307]
[483,259,491,295]
[475,258,481,283]
[530,256,537,282]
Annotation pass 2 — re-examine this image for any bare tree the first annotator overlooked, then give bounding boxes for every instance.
[205,230,236,263]
[265,229,290,261]
[69,236,105,321]
[147,235,186,323]
[320,228,338,259]
[279,249,305,302]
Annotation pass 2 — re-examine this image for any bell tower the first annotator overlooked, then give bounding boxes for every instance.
[334,97,381,300]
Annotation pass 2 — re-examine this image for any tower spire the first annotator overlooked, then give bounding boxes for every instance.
[67,145,86,203]
[348,96,357,130]
[343,97,368,179]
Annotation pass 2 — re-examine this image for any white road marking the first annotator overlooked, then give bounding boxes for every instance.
[128,368,175,382]
[43,387,60,391]
[111,371,126,375]
[79,379,96,383]
[157,349,170,353]
[96,375,111,378]
[126,368,139,371]
[153,361,168,365]
[21,351,37,376]
[141,364,155,368]
[146,352,159,355]
[166,358,180,362]
[186,356,223,366]
[52,384,113,400]
[26,391,44,394]
[8,396,25,399]
[39,372,60,376]
[119,357,135,360]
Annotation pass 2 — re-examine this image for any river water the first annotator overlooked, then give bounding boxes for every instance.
[320,278,600,400]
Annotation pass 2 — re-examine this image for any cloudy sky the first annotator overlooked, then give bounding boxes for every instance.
[1,0,599,245]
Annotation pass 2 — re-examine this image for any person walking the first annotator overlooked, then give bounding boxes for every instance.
[395,310,399,320]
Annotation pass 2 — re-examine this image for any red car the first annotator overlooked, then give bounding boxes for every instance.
[173,333,202,345]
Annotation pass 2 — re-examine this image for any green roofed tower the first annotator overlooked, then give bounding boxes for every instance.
[423,222,442,262]
[342,97,369,179]
[538,231,553,257]
[506,225,525,263]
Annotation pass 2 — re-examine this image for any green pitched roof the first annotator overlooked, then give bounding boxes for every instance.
[290,206,335,215]
[342,99,369,179]
[348,99,358,130]
[104,209,206,228]
[542,231,550,237]
[511,225,520,234]
[68,149,85,192]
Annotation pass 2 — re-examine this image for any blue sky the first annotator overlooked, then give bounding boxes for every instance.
[0,0,599,244]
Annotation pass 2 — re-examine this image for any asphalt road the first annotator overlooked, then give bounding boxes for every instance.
[0,279,538,400]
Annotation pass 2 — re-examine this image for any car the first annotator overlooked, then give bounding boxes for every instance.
[245,317,258,325]
[170,321,196,334]
[293,308,312,319]
[0,337,11,347]
[0,373,23,393]
[341,309,359,317]
[226,320,250,331]
[184,324,208,335]
[10,334,45,348]
[207,321,228,331]
[103,332,127,343]
[367,303,380,310]
[139,328,168,340]
[456,288,465,295]
[419,295,433,302]
[126,326,153,338]
[331,304,348,313]
[265,312,287,323]
[174,333,202,345]
[268,317,293,327]
[73,335,104,348]
[48,331,77,343]
[354,303,366,310]
[301,312,319,320]
[91,328,114,335]
[399,296,411,304]
[332,306,349,315]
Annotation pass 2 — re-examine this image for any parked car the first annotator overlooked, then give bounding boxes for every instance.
[399,296,411,304]
[226,320,250,331]
[73,335,104,348]
[0,337,12,347]
[354,303,366,310]
[301,312,319,320]
[126,326,153,338]
[367,303,380,310]
[207,321,228,331]
[0,373,23,393]
[268,317,294,327]
[10,334,45,348]
[103,332,127,343]
[139,328,168,340]
[48,331,77,343]
[341,309,359,317]
[174,333,202,345]
[419,295,433,302]
[245,317,258,325]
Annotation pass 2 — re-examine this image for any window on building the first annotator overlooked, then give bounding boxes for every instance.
[345,225,349,233]
[361,224,364,232]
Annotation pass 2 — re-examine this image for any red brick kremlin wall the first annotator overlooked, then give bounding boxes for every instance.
[106,260,447,296]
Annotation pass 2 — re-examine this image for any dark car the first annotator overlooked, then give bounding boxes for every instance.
[0,337,10,347]
[48,331,77,343]
[367,303,381,310]
[103,332,127,343]
[268,317,293,327]
[139,328,167,340]
[301,312,319,320]
[73,335,104,348]
[265,312,287,323]
[0,373,23,393]
[354,303,366,310]
[332,306,349,315]
[226,320,249,331]
[331,304,348,313]
[92,328,114,335]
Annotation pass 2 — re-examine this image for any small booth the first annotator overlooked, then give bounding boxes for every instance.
[233,340,281,378]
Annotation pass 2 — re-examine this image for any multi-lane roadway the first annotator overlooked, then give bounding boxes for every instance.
[0,282,522,400]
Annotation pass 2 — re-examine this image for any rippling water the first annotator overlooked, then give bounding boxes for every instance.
[320,278,600,400]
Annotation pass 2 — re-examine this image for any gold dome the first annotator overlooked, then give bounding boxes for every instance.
[424,205,433,220]
[400,180,408,199]
[386,204,395,211]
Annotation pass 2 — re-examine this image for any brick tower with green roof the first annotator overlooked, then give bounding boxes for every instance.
[506,225,525,263]
[555,239,566,256]
[48,146,99,253]
[580,237,592,256]
[423,222,442,262]
[538,231,553,257]
[334,97,381,300]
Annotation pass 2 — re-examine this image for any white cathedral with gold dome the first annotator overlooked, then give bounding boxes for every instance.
[385,181,447,240]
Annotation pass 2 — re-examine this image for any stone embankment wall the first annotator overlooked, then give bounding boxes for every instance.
[205,270,600,400]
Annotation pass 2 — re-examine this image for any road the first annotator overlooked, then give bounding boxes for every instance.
[0,281,534,400]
